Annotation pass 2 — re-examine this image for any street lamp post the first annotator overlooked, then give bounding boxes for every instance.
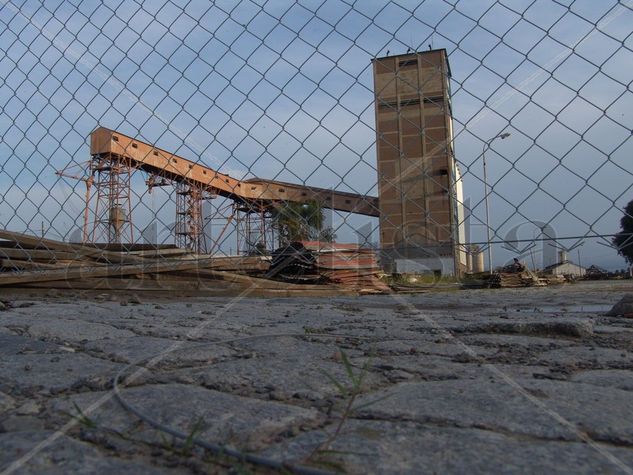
[482,132,511,274]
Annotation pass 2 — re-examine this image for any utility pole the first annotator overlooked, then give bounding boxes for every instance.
[482,132,511,273]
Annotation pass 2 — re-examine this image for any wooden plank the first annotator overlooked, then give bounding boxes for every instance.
[21,278,241,292]
[188,269,352,291]
[248,287,358,297]
[50,259,106,267]
[0,230,144,265]
[87,243,178,252]
[0,240,41,249]
[0,259,205,286]
[203,256,270,271]
[128,248,193,258]
[1,259,58,270]
[0,259,104,271]
[162,269,324,290]
[0,248,81,260]
[21,278,356,296]
[0,255,324,291]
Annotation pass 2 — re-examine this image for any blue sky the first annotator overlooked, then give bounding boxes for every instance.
[0,0,631,268]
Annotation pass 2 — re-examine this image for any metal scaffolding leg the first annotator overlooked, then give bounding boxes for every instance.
[175,181,208,253]
[89,153,134,244]
[235,201,276,255]
[205,200,235,256]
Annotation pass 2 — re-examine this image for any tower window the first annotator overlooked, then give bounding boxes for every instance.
[399,59,418,67]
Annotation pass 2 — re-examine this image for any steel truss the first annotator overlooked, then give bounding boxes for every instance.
[89,153,134,244]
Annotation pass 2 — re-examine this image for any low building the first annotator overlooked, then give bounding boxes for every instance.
[544,260,586,278]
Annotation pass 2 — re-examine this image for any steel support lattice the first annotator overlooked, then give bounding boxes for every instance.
[89,154,134,244]
[235,201,277,256]
[175,181,208,254]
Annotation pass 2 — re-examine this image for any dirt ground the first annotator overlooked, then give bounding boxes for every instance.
[1,280,633,474]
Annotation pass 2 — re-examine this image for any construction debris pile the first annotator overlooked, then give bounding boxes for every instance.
[487,270,545,288]
[266,241,389,293]
[465,266,568,289]
[460,258,571,289]
[266,242,322,283]
[0,230,389,296]
[540,274,567,285]
[303,242,391,292]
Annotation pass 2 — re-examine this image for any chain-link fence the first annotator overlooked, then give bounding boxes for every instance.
[0,0,632,283]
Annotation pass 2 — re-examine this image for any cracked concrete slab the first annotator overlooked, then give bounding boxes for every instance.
[460,333,576,349]
[0,353,122,396]
[457,319,595,338]
[355,379,633,443]
[52,383,323,450]
[144,353,385,402]
[261,420,633,475]
[1,281,632,473]
[537,346,633,368]
[0,431,185,474]
[82,336,236,367]
[0,392,15,416]
[0,334,64,356]
[27,319,137,343]
[571,369,633,391]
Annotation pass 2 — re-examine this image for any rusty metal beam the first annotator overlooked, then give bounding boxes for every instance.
[90,127,379,217]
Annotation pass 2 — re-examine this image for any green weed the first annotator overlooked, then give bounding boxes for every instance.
[71,402,97,428]
[307,349,385,469]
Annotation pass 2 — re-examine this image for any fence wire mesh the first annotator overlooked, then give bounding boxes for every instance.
[0,0,632,281]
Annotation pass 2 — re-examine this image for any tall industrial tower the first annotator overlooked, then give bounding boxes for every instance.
[372,49,466,276]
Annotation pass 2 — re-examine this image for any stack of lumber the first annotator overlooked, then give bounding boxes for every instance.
[302,242,391,293]
[539,274,567,285]
[0,240,181,270]
[488,270,544,288]
[0,230,358,297]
